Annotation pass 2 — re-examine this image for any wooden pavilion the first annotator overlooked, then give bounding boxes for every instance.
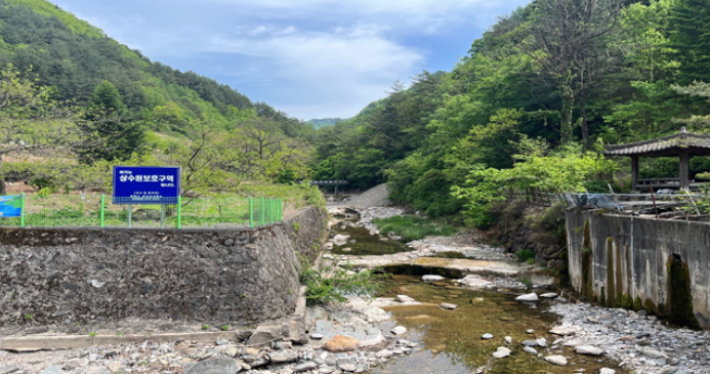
[604,128,710,192]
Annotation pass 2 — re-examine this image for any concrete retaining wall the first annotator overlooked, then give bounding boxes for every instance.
[566,209,710,327]
[0,207,326,328]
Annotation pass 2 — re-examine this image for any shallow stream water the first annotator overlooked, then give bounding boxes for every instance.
[368,275,627,374]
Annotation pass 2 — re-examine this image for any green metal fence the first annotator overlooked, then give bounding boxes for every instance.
[0,194,283,229]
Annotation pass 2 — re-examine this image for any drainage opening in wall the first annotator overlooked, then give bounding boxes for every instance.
[667,253,701,330]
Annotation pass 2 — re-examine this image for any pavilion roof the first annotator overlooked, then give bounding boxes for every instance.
[604,129,710,157]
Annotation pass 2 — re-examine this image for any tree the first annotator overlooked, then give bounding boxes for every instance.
[75,81,146,164]
[523,0,623,149]
[0,65,77,194]
[668,0,710,84]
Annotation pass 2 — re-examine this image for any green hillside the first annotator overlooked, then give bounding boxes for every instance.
[0,0,313,138]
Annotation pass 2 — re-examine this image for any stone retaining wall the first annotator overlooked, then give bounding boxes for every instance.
[566,209,710,327]
[0,207,326,328]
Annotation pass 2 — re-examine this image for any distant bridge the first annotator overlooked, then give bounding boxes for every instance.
[308,180,348,194]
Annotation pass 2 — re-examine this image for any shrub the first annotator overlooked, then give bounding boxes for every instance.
[372,215,457,242]
[300,260,386,306]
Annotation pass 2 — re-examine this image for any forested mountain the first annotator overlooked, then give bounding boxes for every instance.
[312,0,710,223]
[306,118,344,129]
[0,0,316,194]
[0,0,314,138]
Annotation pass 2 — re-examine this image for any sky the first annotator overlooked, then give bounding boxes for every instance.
[51,0,531,120]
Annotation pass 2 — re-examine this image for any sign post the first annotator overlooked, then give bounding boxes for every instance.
[112,166,181,228]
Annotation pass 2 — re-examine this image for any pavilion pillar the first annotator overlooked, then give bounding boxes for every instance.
[679,150,690,191]
[631,156,639,193]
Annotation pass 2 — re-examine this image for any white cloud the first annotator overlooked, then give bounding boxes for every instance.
[51,0,530,119]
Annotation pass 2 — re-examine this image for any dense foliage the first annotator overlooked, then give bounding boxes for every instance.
[313,0,710,224]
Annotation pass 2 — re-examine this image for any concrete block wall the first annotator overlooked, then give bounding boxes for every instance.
[566,209,710,327]
[0,206,326,328]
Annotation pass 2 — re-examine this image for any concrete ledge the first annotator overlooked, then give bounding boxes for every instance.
[0,331,238,352]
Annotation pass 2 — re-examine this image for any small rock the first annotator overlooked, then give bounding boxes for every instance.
[504,336,513,344]
[640,347,667,359]
[522,340,539,347]
[310,333,325,340]
[516,293,539,302]
[523,346,538,355]
[471,297,484,303]
[535,338,547,348]
[375,349,393,358]
[422,275,445,282]
[525,329,534,334]
[540,292,558,299]
[396,295,416,303]
[223,345,239,358]
[549,326,579,336]
[599,369,616,374]
[440,303,458,310]
[482,334,494,340]
[333,234,350,246]
[0,367,20,374]
[492,347,511,358]
[544,355,568,366]
[319,367,336,374]
[184,358,241,374]
[336,360,357,372]
[575,345,604,356]
[215,339,229,346]
[391,326,407,335]
[322,335,360,352]
[293,361,318,372]
[41,366,63,374]
[342,248,352,252]
[268,349,298,363]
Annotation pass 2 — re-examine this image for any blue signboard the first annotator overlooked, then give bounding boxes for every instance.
[112,166,181,205]
[0,195,22,217]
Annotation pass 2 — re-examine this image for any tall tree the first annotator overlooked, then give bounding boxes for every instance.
[668,0,710,84]
[76,81,146,164]
[524,0,623,149]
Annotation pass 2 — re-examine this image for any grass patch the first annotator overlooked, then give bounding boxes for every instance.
[372,216,457,242]
[514,249,536,263]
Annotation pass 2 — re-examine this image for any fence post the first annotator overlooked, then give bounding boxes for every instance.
[248,198,254,228]
[260,197,265,226]
[100,194,105,228]
[20,193,25,228]
[177,196,182,229]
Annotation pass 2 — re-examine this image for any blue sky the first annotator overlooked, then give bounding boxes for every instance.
[51,0,531,120]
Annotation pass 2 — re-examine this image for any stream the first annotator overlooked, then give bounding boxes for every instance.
[370,275,626,374]
[325,207,627,374]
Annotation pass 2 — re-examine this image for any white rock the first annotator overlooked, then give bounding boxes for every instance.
[422,275,445,282]
[575,345,604,356]
[504,336,512,345]
[563,339,583,347]
[457,275,492,288]
[515,293,539,302]
[523,346,538,355]
[395,295,416,303]
[549,325,580,336]
[544,355,568,366]
[540,293,558,299]
[640,347,667,359]
[525,329,534,334]
[375,349,393,358]
[481,334,493,340]
[440,303,457,310]
[391,326,407,335]
[599,368,615,374]
[492,347,511,359]
[332,234,350,246]
[535,338,547,348]
[310,333,325,340]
